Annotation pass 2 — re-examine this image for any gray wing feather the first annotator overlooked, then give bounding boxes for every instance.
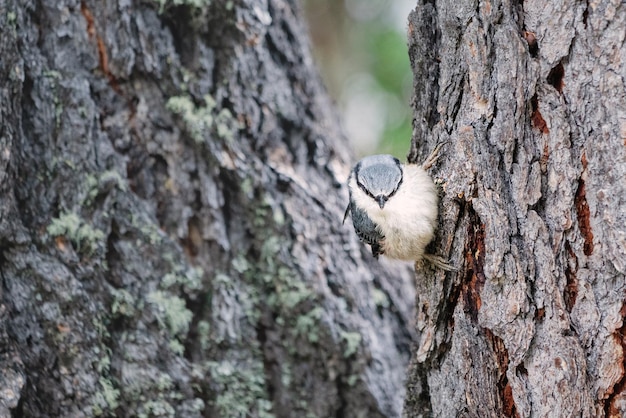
[346,201,385,258]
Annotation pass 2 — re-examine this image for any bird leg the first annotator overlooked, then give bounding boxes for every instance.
[421,142,446,170]
[423,254,457,271]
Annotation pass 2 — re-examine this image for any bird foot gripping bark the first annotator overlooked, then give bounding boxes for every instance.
[421,142,447,170]
[423,253,457,271]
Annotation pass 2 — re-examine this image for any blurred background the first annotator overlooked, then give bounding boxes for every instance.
[303,0,416,159]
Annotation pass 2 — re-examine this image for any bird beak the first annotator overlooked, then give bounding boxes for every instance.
[376,195,386,209]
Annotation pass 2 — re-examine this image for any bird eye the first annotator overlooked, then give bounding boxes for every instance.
[357,180,376,199]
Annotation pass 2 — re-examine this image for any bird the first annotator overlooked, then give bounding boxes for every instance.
[343,144,454,270]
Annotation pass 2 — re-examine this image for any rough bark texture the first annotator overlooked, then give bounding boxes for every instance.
[0,0,416,417]
[404,0,626,417]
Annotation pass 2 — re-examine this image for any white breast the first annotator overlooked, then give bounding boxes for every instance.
[349,164,438,261]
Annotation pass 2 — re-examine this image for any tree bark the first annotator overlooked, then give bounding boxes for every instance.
[0,0,416,417]
[404,0,626,417]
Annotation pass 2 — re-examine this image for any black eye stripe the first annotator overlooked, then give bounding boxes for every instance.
[381,161,403,199]
[353,161,362,178]
[354,162,373,198]
[355,164,403,200]
[390,162,403,197]
[357,180,375,199]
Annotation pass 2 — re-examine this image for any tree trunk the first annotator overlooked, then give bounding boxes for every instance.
[404,0,626,417]
[0,1,416,417]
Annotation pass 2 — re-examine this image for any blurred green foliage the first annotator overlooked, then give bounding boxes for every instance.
[304,0,414,159]
[369,30,409,93]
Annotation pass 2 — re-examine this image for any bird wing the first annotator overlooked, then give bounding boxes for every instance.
[346,202,385,258]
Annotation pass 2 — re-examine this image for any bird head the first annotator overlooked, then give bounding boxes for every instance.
[354,154,403,209]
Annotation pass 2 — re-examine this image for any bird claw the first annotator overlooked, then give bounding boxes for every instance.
[421,142,447,170]
[423,254,457,271]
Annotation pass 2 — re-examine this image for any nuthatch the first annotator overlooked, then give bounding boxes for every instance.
[344,144,454,270]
